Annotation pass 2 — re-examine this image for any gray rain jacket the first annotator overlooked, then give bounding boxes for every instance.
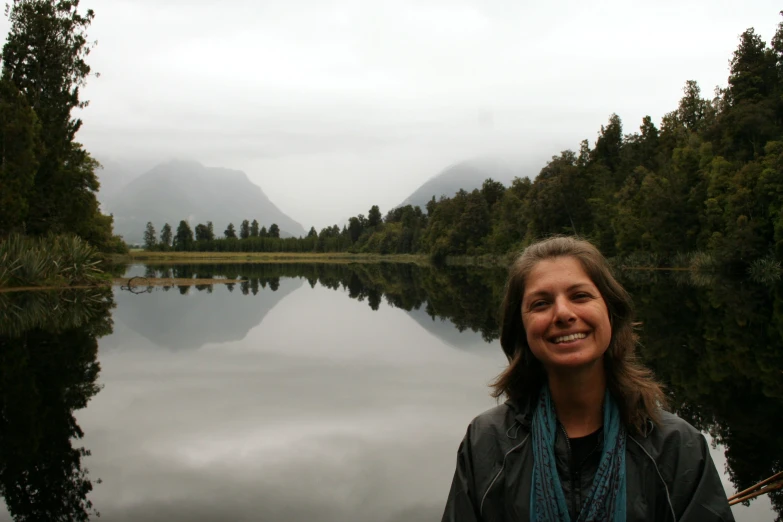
[442,400,735,522]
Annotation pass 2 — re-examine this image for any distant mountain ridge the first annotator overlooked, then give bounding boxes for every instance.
[398,157,531,211]
[102,160,305,244]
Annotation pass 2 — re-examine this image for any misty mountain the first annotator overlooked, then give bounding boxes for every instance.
[397,157,531,211]
[102,160,306,244]
[95,158,155,206]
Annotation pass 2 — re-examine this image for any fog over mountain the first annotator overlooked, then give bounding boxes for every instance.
[101,160,306,244]
[3,0,767,229]
[396,157,534,211]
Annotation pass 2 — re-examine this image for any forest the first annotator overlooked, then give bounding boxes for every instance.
[144,14,783,267]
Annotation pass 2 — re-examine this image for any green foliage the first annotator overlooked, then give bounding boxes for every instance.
[174,220,194,250]
[240,219,250,239]
[0,78,38,235]
[194,223,214,242]
[0,0,120,252]
[224,222,236,239]
[748,256,782,283]
[159,223,172,248]
[143,221,157,249]
[0,233,105,287]
[268,223,280,238]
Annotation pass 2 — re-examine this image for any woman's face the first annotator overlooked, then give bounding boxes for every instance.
[521,256,612,372]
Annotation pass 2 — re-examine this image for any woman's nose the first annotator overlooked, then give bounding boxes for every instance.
[553,296,577,323]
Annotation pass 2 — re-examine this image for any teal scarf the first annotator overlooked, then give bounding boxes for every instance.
[529,386,627,522]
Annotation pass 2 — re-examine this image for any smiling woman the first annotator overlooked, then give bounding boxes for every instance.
[442,236,734,522]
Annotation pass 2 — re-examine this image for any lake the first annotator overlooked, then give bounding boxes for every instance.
[0,262,781,521]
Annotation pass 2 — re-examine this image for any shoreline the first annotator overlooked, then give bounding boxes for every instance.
[115,251,430,265]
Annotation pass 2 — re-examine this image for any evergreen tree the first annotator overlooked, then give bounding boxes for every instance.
[1,0,117,249]
[259,226,268,238]
[194,223,213,241]
[207,221,214,239]
[0,78,38,235]
[240,219,250,239]
[160,223,172,248]
[224,223,236,239]
[367,205,382,228]
[307,226,317,238]
[174,220,193,250]
[269,223,280,238]
[250,219,259,237]
[143,222,156,249]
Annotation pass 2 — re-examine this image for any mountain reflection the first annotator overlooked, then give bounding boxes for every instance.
[141,262,782,517]
[114,267,302,350]
[0,290,114,521]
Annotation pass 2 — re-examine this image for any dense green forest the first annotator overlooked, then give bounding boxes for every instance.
[149,13,783,266]
[0,0,124,253]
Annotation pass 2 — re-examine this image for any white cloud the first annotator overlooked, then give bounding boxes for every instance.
[1,0,780,227]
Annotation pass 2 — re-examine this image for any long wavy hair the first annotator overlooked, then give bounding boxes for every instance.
[491,236,667,434]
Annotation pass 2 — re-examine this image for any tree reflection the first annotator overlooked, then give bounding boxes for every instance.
[617,272,783,519]
[141,261,783,518]
[0,289,114,521]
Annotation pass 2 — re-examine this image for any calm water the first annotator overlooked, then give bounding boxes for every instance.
[1,263,781,521]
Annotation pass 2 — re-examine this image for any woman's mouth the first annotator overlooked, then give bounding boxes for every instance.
[551,332,588,344]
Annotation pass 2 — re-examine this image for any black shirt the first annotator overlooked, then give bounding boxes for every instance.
[569,426,603,468]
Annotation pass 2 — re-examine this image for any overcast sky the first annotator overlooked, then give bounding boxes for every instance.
[1,0,780,228]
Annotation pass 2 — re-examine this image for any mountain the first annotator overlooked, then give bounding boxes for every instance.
[95,158,156,209]
[397,157,532,211]
[103,160,306,244]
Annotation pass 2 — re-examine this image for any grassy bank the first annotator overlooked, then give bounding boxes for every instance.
[119,251,430,265]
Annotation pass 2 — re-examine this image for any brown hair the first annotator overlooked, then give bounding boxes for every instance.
[491,236,667,434]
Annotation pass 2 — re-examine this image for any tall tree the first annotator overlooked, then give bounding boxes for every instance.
[250,219,259,237]
[728,28,777,104]
[1,0,116,249]
[160,223,172,248]
[240,219,250,239]
[224,223,236,239]
[194,223,213,241]
[143,222,156,249]
[367,205,382,228]
[268,223,280,238]
[174,220,193,250]
[0,78,38,235]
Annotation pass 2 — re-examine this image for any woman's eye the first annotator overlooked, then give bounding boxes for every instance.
[531,301,548,309]
[573,293,591,301]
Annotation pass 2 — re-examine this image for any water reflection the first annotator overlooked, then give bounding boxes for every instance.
[113,275,302,351]
[128,262,782,519]
[0,290,114,521]
[1,263,781,521]
[615,269,783,518]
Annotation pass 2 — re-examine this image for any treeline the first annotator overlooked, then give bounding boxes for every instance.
[145,14,783,265]
[0,1,125,253]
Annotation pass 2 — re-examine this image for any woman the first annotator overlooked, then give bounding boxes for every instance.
[442,237,733,522]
